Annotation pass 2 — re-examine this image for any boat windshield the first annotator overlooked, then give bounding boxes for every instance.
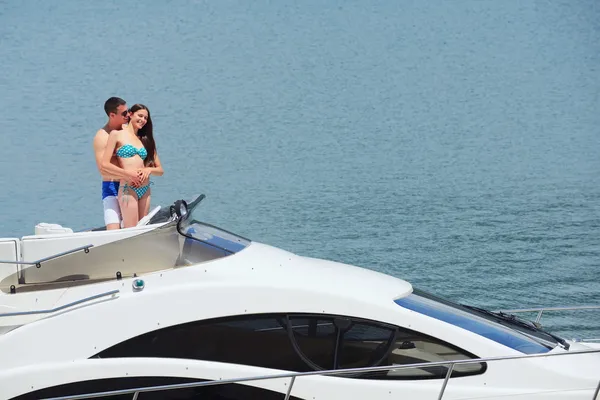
[395,289,563,354]
[177,199,251,255]
[2,195,251,290]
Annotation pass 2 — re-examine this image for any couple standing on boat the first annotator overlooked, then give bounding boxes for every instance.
[93,97,164,230]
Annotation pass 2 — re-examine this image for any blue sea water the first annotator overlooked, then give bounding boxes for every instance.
[0,0,599,338]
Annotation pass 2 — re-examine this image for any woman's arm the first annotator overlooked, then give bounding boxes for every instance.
[101,131,139,182]
[149,151,164,176]
[139,151,164,181]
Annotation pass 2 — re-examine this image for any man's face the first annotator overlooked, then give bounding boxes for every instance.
[112,104,130,125]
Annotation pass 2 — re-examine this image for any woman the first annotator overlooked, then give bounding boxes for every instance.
[102,104,164,228]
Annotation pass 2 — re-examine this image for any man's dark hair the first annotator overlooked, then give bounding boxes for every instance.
[104,97,127,116]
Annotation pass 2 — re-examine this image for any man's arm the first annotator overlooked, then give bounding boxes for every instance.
[92,130,109,175]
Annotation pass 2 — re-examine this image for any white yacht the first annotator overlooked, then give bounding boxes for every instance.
[0,195,599,400]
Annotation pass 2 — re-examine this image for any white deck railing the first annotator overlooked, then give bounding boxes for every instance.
[0,290,119,318]
[41,347,600,400]
[499,305,600,325]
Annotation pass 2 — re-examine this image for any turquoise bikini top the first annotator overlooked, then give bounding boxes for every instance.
[116,144,147,160]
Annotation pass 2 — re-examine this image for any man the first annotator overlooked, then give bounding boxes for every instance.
[93,97,132,230]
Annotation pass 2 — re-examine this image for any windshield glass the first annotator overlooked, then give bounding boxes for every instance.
[395,289,560,354]
[177,199,251,255]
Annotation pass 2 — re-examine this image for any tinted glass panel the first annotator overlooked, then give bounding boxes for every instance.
[395,289,553,354]
[338,321,396,370]
[139,382,298,399]
[10,377,198,400]
[10,377,302,400]
[288,316,337,370]
[381,331,486,379]
[97,315,311,372]
[95,313,485,380]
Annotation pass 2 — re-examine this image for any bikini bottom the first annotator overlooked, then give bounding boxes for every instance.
[123,181,153,199]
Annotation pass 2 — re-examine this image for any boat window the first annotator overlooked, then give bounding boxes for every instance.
[94,313,486,380]
[9,376,303,400]
[95,315,312,372]
[337,320,397,370]
[287,316,337,370]
[395,288,556,354]
[381,329,485,379]
[286,316,398,371]
[330,318,484,379]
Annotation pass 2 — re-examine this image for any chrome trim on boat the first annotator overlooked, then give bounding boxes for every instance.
[0,244,94,268]
[284,376,295,400]
[499,305,600,324]
[0,289,119,318]
[39,348,600,400]
[593,379,600,400]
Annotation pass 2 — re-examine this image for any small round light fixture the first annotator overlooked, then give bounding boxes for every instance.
[132,279,145,291]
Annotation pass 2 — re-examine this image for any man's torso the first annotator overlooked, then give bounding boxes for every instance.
[95,128,121,182]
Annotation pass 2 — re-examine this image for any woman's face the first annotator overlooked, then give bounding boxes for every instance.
[130,108,148,130]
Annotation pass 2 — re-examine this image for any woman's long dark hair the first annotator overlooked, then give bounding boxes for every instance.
[130,104,156,167]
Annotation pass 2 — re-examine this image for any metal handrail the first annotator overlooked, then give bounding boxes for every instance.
[498,305,600,324]
[0,289,119,318]
[40,348,600,400]
[0,244,93,268]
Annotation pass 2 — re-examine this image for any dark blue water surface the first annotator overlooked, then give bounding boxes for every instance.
[1,0,599,338]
